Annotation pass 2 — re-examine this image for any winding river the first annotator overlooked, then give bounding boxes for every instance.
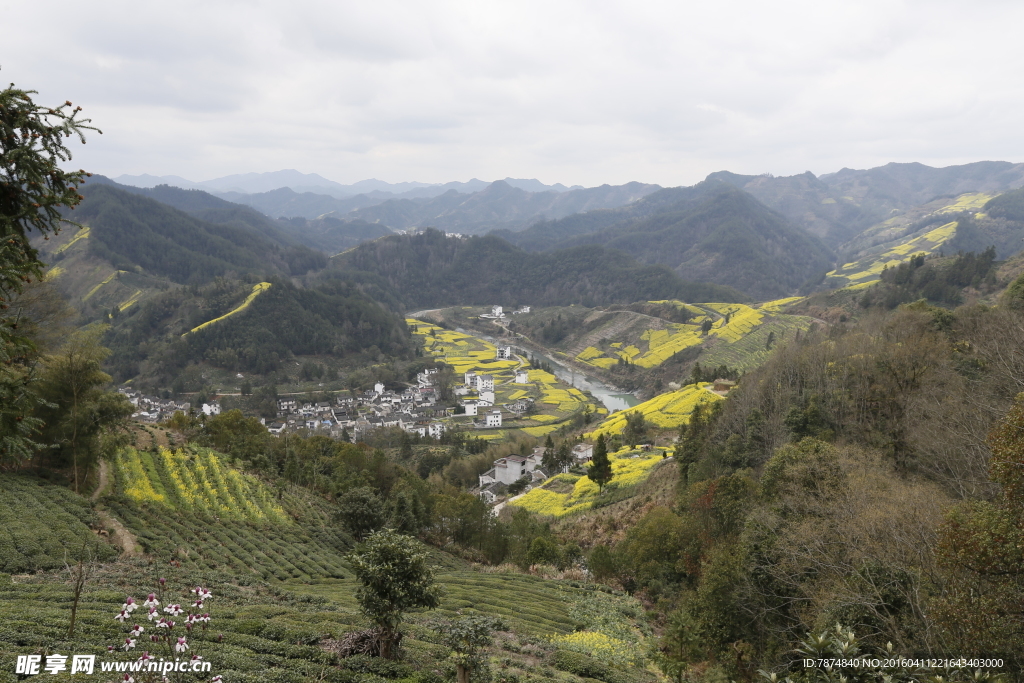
[408,312,640,413]
[518,345,640,413]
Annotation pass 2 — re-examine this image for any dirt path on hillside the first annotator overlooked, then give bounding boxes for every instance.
[91,460,142,557]
[91,460,111,502]
[98,510,142,557]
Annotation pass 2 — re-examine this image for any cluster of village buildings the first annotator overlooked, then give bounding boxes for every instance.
[121,306,541,445]
[119,388,193,422]
[475,442,595,503]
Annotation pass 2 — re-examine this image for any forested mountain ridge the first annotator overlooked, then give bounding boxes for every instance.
[711,160,1024,246]
[63,182,326,284]
[91,176,394,254]
[327,228,747,309]
[504,182,834,300]
[35,181,410,387]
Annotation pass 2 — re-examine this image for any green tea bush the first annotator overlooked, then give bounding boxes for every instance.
[0,476,118,572]
[553,649,610,678]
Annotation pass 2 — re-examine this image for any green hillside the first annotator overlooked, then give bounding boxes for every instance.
[33,182,413,388]
[103,179,395,254]
[67,183,326,284]
[104,276,414,384]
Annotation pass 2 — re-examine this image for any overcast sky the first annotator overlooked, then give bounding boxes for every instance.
[4,0,1023,187]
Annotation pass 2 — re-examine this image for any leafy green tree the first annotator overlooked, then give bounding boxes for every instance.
[526,536,561,566]
[198,409,270,462]
[1,82,97,465]
[675,402,714,487]
[348,528,441,659]
[588,544,616,581]
[336,486,386,541]
[35,327,132,491]
[588,434,613,492]
[433,614,503,683]
[387,487,424,535]
[652,609,701,683]
[622,410,648,447]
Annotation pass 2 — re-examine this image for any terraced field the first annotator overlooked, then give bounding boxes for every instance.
[0,471,654,683]
[0,476,119,572]
[288,572,582,635]
[826,221,958,288]
[571,301,814,372]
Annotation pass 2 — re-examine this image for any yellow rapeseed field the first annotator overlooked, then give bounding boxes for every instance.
[511,447,670,517]
[587,383,722,438]
[115,447,288,523]
[185,282,272,336]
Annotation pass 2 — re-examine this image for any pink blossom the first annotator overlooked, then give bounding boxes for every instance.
[164,604,184,616]
[175,637,189,653]
[130,624,144,637]
[146,606,158,621]
[123,596,139,613]
[211,676,223,683]
[158,577,166,585]
[123,637,136,651]
[138,652,154,662]
[194,586,212,601]
[121,675,134,683]
[143,593,160,608]
[114,610,128,622]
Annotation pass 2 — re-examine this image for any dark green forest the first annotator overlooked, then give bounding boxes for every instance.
[103,276,414,383]
[329,228,747,309]
[857,248,999,309]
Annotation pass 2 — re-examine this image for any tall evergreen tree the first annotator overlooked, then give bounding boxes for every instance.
[1,83,98,465]
[588,433,613,492]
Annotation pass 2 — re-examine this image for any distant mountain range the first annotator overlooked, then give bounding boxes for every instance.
[112,169,581,199]
[710,160,1024,247]
[102,160,1024,300]
[339,180,662,234]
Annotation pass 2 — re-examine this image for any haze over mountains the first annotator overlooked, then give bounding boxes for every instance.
[89,159,1024,303]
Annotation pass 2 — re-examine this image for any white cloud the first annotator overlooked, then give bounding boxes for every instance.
[3,0,1022,186]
